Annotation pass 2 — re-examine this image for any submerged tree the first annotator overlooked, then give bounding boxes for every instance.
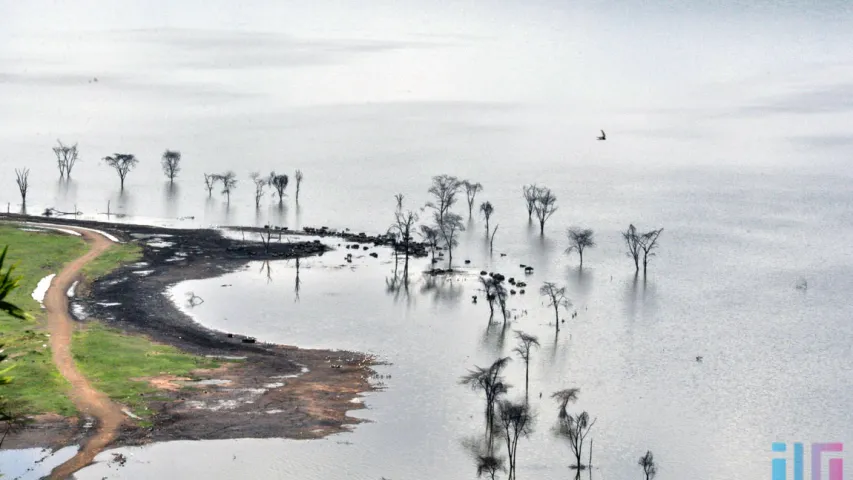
[639,228,664,276]
[522,185,540,220]
[540,282,571,334]
[479,276,497,323]
[551,388,580,418]
[459,357,511,446]
[52,140,79,179]
[639,450,658,480]
[497,400,534,480]
[203,173,216,197]
[389,209,419,281]
[161,150,181,183]
[15,169,29,206]
[480,201,494,235]
[294,169,304,203]
[438,212,465,270]
[623,224,643,273]
[218,171,237,204]
[558,411,597,471]
[476,454,505,480]
[268,172,289,204]
[426,174,462,224]
[250,172,267,208]
[419,224,441,268]
[513,331,540,399]
[103,153,139,190]
[495,278,509,323]
[462,180,483,218]
[533,187,557,235]
[489,225,499,255]
[565,227,595,268]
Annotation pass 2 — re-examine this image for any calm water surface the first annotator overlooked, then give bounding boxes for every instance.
[2,0,853,478]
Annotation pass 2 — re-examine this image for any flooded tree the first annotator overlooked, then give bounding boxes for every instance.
[294,169,304,203]
[217,171,237,204]
[389,209,419,281]
[418,225,440,267]
[268,172,289,204]
[540,282,571,333]
[495,279,509,323]
[161,150,181,183]
[463,180,483,217]
[103,153,139,190]
[513,332,540,399]
[522,185,540,220]
[557,411,597,471]
[479,276,499,323]
[565,228,595,268]
[552,388,580,417]
[497,400,534,480]
[476,454,505,480]
[489,225,499,254]
[533,187,558,234]
[480,201,494,235]
[623,224,642,273]
[426,174,461,224]
[15,168,29,206]
[639,228,664,276]
[437,212,465,270]
[203,173,216,197]
[294,257,301,302]
[459,357,511,447]
[639,450,657,480]
[394,193,404,212]
[249,172,267,208]
[52,140,79,179]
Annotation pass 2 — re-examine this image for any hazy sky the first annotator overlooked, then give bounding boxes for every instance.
[1,0,852,173]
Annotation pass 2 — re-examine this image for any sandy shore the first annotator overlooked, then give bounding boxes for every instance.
[0,214,381,450]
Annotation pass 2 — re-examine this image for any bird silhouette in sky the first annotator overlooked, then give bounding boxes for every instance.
[597,129,606,141]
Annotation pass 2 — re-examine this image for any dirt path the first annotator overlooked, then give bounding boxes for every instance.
[43,228,124,479]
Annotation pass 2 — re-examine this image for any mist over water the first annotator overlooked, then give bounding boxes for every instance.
[2,0,853,478]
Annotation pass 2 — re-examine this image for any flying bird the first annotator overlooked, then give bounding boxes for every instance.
[597,130,606,141]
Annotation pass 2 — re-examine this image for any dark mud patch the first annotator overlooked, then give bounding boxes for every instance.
[0,215,381,449]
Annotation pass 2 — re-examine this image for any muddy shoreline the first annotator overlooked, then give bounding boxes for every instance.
[0,214,383,451]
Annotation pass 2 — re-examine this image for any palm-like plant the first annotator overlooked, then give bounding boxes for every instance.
[1,246,27,387]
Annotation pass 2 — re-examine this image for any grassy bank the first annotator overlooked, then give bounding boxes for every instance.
[73,322,219,421]
[0,225,87,415]
[0,223,215,422]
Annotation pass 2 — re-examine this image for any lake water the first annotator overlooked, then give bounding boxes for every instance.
[2,1,853,478]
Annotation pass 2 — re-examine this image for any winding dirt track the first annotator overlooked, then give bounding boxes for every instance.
[43,228,125,479]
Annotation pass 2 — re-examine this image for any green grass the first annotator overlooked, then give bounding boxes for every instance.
[73,322,219,419]
[0,225,87,415]
[81,242,142,280]
[0,223,214,421]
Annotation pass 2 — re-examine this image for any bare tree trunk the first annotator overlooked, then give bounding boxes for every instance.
[579,251,583,268]
[540,219,545,234]
[403,237,410,283]
[589,439,593,470]
[554,304,560,333]
[524,361,529,399]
